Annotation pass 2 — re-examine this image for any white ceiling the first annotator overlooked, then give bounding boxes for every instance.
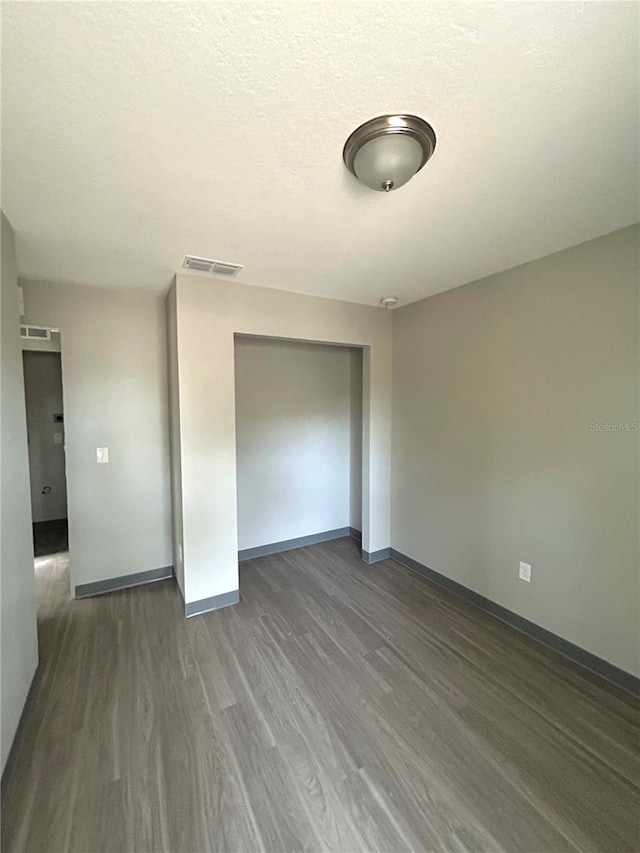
[2,2,638,306]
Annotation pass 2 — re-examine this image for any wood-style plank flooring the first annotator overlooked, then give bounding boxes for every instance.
[2,537,639,852]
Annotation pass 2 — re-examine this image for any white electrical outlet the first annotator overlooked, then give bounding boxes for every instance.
[96,447,109,464]
[519,561,532,582]
[178,544,183,563]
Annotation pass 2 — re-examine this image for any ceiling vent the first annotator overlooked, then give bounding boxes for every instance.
[182,255,244,277]
[20,324,52,340]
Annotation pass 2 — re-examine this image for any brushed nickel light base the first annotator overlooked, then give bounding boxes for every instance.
[343,114,437,191]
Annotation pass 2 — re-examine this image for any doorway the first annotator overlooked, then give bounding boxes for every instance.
[22,349,68,557]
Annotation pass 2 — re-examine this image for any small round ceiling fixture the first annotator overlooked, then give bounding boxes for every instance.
[343,114,436,192]
[380,297,398,309]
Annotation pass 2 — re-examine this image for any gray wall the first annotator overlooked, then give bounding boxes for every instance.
[166,283,185,595]
[234,337,361,550]
[23,351,68,523]
[392,225,639,675]
[170,274,392,606]
[21,279,172,591]
[350,348,363,531]
[1,213,38,773]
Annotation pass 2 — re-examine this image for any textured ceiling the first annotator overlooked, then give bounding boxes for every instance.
[2,2,638,306]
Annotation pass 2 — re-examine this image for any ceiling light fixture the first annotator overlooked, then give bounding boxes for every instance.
[343,114,436,192]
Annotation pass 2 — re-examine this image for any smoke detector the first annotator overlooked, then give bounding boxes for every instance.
[182,255,243,277]
[380,297,398,309]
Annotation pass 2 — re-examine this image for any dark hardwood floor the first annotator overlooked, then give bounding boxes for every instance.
[2,537,639,852]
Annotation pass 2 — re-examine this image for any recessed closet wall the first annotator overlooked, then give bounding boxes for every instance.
[234,337,362,552]
[168,274,392,610]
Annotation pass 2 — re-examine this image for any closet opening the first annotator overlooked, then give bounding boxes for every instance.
[233,335,363,562]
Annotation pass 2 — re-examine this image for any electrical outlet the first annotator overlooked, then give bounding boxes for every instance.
[178,544,183,563]
[519,561,532,582]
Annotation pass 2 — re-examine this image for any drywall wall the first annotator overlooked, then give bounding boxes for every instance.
[1,213,38,773]
[392,225,640,675]
[166,284,185,595]
[23,351,68,523]
[169,275,392,607]
[350,348,363,532]
[21,279,172,592]
[235,337,358,550]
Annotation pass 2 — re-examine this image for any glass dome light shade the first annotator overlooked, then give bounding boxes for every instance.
[353,133,424,191]
[343,114,437,192]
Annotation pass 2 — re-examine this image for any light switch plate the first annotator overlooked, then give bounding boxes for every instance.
[519,561,532,582]
[96,447,109,464]
[53,433,63,445]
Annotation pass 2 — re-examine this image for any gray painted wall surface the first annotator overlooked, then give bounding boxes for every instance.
[170,275,392,606]
[234,337,360,550]
[350,348,363,531]
[1,213,38,773]
[23,351,68,522]
[166,283,185,596]
[20,279,172,591]
[391,225,639,675]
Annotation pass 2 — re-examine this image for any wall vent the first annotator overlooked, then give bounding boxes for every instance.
[20,324,52,340]
[182,255,244,277]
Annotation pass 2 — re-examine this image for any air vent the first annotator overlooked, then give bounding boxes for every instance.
[20,325,52,340]
[182,255,243,277]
